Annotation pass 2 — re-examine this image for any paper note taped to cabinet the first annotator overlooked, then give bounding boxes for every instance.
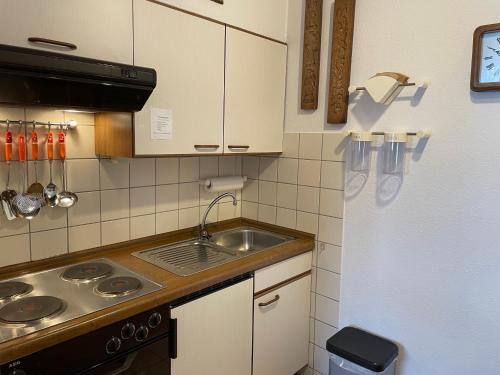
[151,108,173,140]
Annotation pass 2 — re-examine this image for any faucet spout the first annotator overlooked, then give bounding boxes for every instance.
[199,192,237,240]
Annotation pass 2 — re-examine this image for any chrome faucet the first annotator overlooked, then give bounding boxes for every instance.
[199,192,237,240]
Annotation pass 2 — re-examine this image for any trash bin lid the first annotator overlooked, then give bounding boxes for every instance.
[326,327,398,372]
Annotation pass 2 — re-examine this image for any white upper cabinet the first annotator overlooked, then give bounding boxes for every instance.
[133,0,225,156]
[0,0,133,63]
[224,28,287,154]
[153,0,288,42]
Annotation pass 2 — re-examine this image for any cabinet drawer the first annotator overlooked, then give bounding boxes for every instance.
[253,274,311,375]
[254,252,312,293]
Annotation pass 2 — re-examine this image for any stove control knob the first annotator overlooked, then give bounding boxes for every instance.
[121,322,136,339]
[135,325,149,342]
[9,370,27,375]
[148,312,162,328]
[106,336,122,355]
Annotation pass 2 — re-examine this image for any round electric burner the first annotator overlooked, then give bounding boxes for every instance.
[0,282,33,301]
[0,296,64,324]
[96,277,142,297]
[62,262,113,283]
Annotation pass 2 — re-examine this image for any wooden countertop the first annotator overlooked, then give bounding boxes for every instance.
[0,218,314,364]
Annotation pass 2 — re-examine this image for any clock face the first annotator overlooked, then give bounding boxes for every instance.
[480,30,500,83]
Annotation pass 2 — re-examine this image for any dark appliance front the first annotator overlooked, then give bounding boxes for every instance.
[0,304,173,375]
[0,44,156,112]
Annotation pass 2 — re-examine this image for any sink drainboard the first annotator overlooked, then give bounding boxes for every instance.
[133,242,236,276]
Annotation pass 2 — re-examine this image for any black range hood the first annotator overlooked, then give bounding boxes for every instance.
[0,44,156,112]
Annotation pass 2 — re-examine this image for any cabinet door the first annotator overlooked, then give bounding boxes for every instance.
[224,28,287,154]
[133,0,225,156]
[253,275,311,375]
[171,278,253,375]
[153,0,288,42]
[0,0,133,63]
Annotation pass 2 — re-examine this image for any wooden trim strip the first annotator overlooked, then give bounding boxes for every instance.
[300,0,323,110]
[327,0,356,124]
[146,0,287,46]
[254,270,312,299]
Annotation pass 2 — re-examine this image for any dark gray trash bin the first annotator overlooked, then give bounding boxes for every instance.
[327,327,398,375]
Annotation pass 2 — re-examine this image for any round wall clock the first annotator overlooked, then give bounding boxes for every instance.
[471,23,500,91]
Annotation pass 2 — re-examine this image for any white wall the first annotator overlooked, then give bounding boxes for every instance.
[286,1,500,374]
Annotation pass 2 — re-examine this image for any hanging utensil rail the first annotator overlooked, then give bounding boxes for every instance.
[0,120,78,129]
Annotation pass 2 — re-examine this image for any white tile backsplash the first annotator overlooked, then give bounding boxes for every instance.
[156,210,178,234]
[67,159,100,192]
[259,157,278,181]
[179,182,200,209]
[0,234,30,267]
[179,207,199,229]
[31,228,68,260]
[101,218,130,246]
[242,156,260,179]
[130,214,156,239]
[179,157,199,182]
[278,158,299,184]
[68,223,101,253]
[68,191,101,226]
[297,186,320,214]
[101,189,130,221]
[299,133,323,160]
[277,183,298,210]
[130,158,156,187]
[130,187,156,217]
[156,158,179,185]
[156,184,179,212]
[29,206,67,232]
[298,159,321,187]
[100,159,129,190]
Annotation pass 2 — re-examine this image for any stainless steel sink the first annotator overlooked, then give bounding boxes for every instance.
[132,227,295,276]
[210,227,294,253]
[132,240,238,276]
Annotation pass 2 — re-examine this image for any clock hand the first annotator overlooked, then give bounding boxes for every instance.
[487,46,500,56]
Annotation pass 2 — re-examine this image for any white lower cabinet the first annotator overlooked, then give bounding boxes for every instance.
[170,278,253,375]
[253,274,312,375]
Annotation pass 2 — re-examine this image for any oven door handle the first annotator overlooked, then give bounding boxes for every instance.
[169,318,177,359]
[107,352,138,375]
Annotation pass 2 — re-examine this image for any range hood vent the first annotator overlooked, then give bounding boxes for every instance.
[0,44,156,112]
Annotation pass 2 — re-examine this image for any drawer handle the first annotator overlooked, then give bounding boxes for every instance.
[210,0,224,4]
[194,144,220,151]
[258,294,280,307]
[28,37,77,50]
[228,145,250,151]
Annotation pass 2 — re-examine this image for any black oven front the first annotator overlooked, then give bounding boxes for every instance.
[0,304,173,375]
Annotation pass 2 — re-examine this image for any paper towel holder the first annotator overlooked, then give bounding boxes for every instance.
[200,176,248,192]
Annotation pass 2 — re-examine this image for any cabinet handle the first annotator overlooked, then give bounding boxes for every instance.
[210,0,224,4]
[258,294,280,307]
[28,37,77,50]
[228,145,250,151]
[194,144,220,151]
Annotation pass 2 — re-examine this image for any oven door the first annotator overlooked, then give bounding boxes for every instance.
[81,336,170,375]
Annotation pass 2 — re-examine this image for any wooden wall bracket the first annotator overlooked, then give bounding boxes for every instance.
[327,0,356,124]
[301,0,323,110]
